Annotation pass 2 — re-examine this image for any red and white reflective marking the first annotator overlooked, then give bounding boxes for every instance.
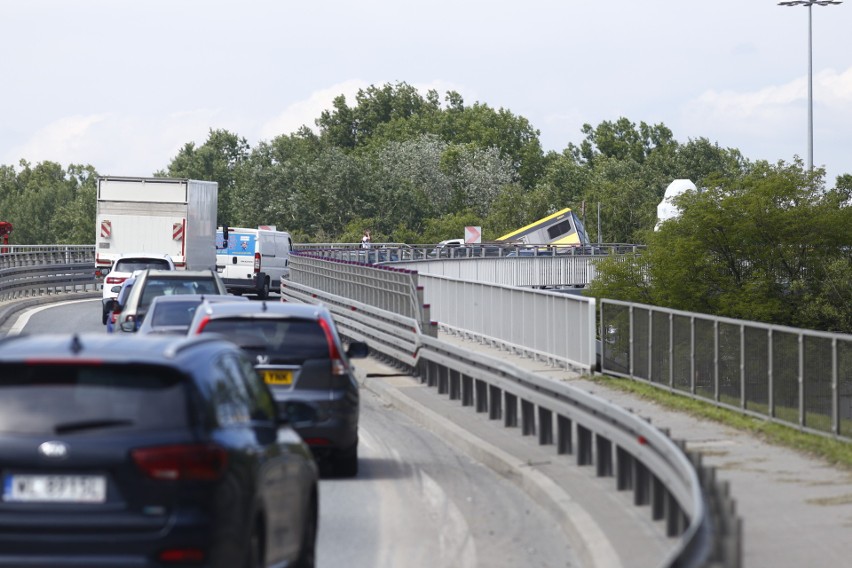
[173,222,184,241]
[100,220,111,238]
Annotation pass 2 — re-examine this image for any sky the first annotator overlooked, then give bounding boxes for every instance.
[2,0,850,188]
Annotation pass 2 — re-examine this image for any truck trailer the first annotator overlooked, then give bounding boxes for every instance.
[95,176,219,271]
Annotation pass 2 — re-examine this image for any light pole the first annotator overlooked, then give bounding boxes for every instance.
[778,1,842,172]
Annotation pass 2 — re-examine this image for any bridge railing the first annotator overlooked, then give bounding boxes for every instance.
[0,246,97,301]
[601,299,852,441]
[281,274,741,568]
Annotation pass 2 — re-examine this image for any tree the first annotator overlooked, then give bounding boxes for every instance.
[163,129,250,226]
[589,159,852,332]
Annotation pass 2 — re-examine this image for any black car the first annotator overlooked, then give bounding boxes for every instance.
[187,301,368,477]
[0,334,318,568]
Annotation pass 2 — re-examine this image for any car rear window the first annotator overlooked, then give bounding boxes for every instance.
[201,318,330,360]
[0,364,190,434]
[141,278,219,310]
[114,258,171,272]
[151,300,202,327]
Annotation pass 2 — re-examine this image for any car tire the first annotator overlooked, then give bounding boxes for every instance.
[333,443,358,478]
[293,492,318,568]
[244,521,263,568]
[257,278,269,300]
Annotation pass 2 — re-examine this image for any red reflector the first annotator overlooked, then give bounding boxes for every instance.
[637,436,648,445]
[159,548,205,563]
[132,444,227,481]
[303,437,332,446]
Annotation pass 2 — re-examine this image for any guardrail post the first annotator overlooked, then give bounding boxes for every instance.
[596,436,613,477]
[521,399,536,436]
[488,385,502,420]
[537,407,553,445]
[577,424,593,466]
[556,415,573,455]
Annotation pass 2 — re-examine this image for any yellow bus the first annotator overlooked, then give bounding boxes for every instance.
[496,208,590,247]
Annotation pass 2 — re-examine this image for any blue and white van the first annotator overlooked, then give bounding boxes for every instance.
[215,226,292,299]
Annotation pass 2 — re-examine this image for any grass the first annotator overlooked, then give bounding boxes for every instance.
[587,374,852,471]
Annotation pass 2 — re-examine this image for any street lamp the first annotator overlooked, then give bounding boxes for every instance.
[778,1,842,172]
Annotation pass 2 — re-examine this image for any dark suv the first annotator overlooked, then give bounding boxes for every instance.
[0,333,318,568]
[116,269,228,333]
[187,301,368,477]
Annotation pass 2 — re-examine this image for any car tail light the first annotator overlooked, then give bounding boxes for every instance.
[194,315,211,333]
[318,318,346,376]
[158,548,205,563]
[132,444,227,481]
[254,252,261,273]
[105,276,127,285]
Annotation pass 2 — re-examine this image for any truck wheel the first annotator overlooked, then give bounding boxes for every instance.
[257,279,269,300]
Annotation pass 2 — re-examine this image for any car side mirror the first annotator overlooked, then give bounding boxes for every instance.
[120,321,136,332]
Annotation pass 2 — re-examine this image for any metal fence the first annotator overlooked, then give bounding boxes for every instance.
[600,299,852,441]
[290,251,597,373]
[416,273,596,373]
[0,246,98,301]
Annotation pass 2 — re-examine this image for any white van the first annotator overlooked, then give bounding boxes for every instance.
[215,226,292,299]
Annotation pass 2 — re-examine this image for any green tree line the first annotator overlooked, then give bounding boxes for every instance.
[1,81,850,331]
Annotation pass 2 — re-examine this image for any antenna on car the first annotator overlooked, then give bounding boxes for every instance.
[262,301,268,312]
[70,334,83,355]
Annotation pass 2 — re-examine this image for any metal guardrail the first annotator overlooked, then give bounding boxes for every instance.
[415,272,596,372]
[600,299,852,441]
[281,276,741,568]
[0,247,98,301]
[291,251,597,371]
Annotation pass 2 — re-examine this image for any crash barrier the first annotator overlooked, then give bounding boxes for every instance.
[393,255,608,288]
[294,242,645,261]
[601,299,852,442]
[0,246,97,301]
[416,273,596,373]
[290,253,596,372]
[288,252,434,336]
[281,278,742,568]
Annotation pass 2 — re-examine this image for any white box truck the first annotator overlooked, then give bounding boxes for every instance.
[215,226,292,299]
[95,176,219,272]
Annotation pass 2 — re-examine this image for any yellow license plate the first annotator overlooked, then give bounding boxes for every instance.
[263,370,293,386]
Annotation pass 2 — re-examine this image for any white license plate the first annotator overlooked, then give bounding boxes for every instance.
[3,474,107,503]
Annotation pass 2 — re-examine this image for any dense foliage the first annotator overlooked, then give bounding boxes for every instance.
[2,81,850,331]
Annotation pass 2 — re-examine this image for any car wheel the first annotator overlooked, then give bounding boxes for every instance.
[293,492,318,568]
[244,522,263,568]
[334,443,358,478]
[257,278,269,300]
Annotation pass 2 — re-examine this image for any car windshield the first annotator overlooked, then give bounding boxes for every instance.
[151,300,202,327]
[0,364,190,434]
[114,258,171,272]
[140,278,219,310]
[201,318,330,360]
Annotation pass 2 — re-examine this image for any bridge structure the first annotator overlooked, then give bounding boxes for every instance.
[6,242,852,567]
